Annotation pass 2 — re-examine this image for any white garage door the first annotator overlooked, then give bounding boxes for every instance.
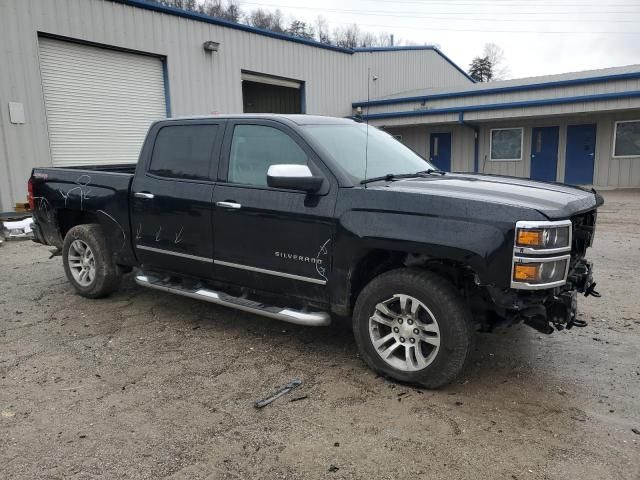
[38,37,166,167]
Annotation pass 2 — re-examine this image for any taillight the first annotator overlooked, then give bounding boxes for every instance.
[27,177,34,210]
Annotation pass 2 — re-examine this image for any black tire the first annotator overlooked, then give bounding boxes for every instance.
[62,224,122,299]
[352,268,474,389]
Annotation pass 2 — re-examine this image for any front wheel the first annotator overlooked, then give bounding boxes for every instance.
[352,269,474,389]
[62,224,122,298]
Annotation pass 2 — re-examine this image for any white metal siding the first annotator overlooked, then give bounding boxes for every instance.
[0,0,471,209]
[38,37,166,166]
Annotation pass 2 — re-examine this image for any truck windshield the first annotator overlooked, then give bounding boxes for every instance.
[302,123,435,183]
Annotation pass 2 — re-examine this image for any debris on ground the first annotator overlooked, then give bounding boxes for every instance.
[1,216,33,240]
[632,428,640,435]
[328,465,339,472]
[255,379,302,408]
[289,395,308,403]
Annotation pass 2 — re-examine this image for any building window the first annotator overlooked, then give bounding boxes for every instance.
[613,120,640,158]
[490,127,523,161]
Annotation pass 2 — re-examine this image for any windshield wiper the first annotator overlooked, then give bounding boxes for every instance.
[360,169,446,185]
[417,168,446,176]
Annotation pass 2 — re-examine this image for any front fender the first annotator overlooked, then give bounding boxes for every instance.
[337,210,513,285]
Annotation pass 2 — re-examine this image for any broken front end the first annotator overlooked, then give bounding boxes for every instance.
[489,210,600,334]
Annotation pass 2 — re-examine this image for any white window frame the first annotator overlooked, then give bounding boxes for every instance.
[612,119,640,159]
[489,127,524,162]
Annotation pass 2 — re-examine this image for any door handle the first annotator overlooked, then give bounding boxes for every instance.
[215,201,242,209]
[135,192,154,199]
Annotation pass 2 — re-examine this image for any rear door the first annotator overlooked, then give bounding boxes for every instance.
[211,119,337,304]
[131,120,225,278]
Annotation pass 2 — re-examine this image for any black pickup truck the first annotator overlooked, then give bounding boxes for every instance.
[29,115,603,388]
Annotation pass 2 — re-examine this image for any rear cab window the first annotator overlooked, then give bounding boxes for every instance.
[149,124,219,180]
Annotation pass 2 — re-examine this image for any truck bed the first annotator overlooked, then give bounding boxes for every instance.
[30,165,137,266]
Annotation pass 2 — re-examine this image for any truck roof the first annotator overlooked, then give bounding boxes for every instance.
[157,114,356,126]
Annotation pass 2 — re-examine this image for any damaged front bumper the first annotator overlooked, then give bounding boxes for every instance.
[489,258,600,334]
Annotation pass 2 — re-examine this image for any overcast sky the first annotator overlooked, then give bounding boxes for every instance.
[239,0,640,79]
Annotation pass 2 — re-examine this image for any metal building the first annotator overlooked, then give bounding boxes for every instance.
[1,0,639,211]
[0,0,472,211]
[357,66,640,189]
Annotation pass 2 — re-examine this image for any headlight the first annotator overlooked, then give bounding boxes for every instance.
[515,221,571,252]
[512,257,569,287]
[511,220,573,290]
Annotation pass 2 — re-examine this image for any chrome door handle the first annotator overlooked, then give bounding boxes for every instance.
[215,201,242,209]
[135,192,154,199]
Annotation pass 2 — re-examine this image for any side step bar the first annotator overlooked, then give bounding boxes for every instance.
[134,273,331,327]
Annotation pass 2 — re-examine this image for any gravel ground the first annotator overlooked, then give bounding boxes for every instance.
[1,190,639,479]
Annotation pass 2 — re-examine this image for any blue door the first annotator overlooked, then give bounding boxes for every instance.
[530,126,559,182]
[430,132,451,171]
[565,124,596,185]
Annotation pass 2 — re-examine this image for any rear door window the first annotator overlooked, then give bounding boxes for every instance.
[149,125,219,180]
[228,125,308,187]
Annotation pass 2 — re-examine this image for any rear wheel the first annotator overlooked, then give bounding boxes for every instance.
[62,224,121,298]
[353,268,474,389]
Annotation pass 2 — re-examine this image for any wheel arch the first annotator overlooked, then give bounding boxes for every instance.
[344,247,484,315]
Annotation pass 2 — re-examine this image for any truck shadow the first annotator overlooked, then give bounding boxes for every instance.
[114,274,545,392]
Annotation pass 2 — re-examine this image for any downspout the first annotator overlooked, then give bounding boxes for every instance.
[458,112,479,173]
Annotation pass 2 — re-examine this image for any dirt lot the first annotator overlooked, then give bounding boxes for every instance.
[1,190,639,479]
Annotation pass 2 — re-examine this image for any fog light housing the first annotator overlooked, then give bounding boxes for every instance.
[511,256,569,289]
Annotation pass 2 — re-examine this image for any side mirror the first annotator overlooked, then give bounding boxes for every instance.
[267,164,323,193]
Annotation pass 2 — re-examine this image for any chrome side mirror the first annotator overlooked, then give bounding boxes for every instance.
[266,164,323,192]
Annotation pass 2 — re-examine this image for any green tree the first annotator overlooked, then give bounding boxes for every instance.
[287,20,314,40]
[468,56,493,82]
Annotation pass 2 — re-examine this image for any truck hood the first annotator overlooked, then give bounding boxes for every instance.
[372,173,603,219]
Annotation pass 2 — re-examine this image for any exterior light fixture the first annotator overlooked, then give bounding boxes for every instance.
[203,41,220,52]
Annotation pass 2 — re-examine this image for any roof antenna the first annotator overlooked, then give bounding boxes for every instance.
[363,67,374,188]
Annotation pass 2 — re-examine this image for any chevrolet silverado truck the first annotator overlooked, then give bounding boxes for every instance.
[28,115,603,388]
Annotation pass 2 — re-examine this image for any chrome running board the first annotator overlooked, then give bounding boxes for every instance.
[135,273,331,327]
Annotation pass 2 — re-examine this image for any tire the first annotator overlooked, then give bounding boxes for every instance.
[62,224,122,299]
[352,268,474,389]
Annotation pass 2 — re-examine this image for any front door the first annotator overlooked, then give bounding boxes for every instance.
[565,124,596,185]
[530,126,559,182]
[212,120,337,304]
[430,132,451,171]
[131,121,224,278]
